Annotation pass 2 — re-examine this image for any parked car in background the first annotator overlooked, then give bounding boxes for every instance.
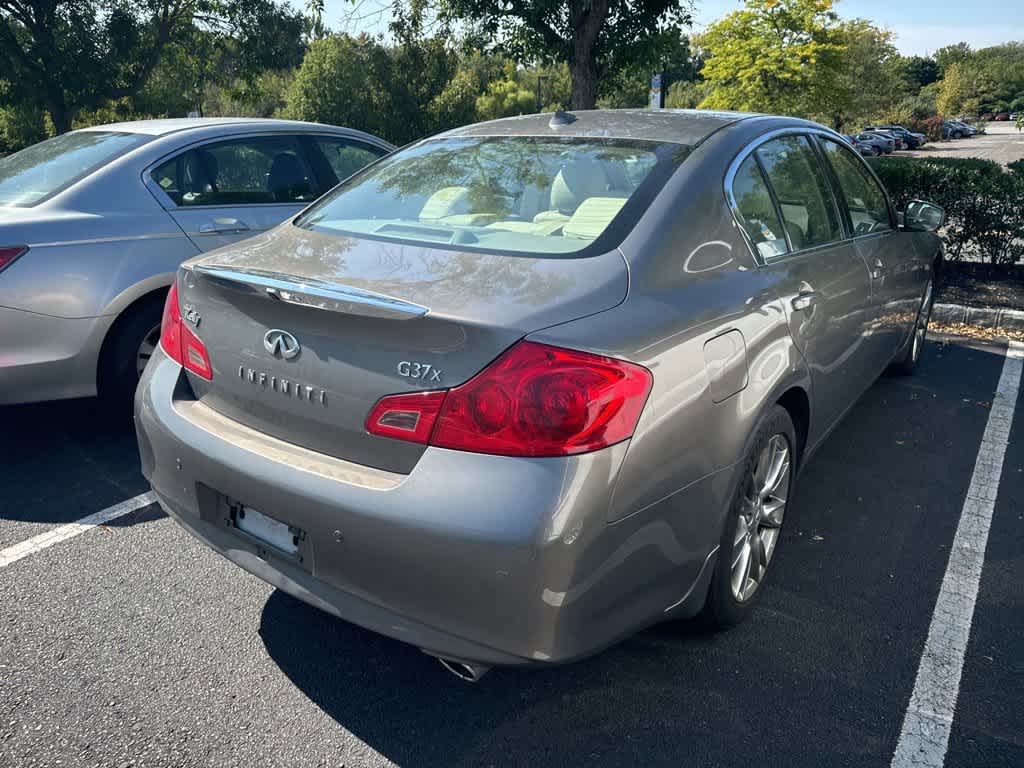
[136,109,943,679]
[866,130,904,150]
[865,125,923,149]
[855,132,895,154]
[943,120,977,139]
[0,118,393,407]
[850,138,880,157]
[993,113,1010,121]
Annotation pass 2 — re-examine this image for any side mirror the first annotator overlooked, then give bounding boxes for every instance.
[901,199,945,232]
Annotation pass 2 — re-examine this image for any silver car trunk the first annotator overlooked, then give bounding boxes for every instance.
[180,223,628,473]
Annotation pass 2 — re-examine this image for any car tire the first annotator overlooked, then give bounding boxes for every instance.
[892,277,934,376]
[701,404,797,628]
[98,293,166,412]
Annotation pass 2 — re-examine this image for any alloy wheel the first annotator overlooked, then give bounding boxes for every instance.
[136,324,162,379]
[730,434,791,602]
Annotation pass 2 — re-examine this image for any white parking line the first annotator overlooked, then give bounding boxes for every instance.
[891,342,1023,768]
[0,491,156,569]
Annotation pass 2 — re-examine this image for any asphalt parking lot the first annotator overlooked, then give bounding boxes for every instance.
[1,336,1022,768]
[903,122,1024,165]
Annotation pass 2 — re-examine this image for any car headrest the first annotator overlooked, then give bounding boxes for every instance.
[419,186,471,219]
[267,153,309,202]
[550,156,609,213]
[184,150,218,194]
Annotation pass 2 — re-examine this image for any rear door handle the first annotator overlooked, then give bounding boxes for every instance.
[871,258,885,280]
[199,218,250,235]
[791,290,818,312]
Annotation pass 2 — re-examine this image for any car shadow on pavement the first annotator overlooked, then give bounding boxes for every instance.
[258,589,726,768]
[0,397,153,524]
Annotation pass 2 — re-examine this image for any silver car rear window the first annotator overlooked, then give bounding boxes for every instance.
[297,136,690,257]
[0,131,150,207]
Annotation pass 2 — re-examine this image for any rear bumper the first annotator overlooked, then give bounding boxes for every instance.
[0,305,101,404]
[135,351,718,666]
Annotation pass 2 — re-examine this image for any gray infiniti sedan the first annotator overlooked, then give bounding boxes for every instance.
[0,118,392,406]
[135,110,942,681]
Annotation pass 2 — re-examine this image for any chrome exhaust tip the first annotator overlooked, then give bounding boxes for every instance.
[437,657,490,683]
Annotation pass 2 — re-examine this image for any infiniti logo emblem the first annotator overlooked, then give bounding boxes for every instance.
[263,329,301,360]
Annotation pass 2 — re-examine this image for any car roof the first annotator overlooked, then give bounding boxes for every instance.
[75,117,359,137]
[432,109,763,146]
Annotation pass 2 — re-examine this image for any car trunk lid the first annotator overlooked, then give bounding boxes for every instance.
[179,223,627,473]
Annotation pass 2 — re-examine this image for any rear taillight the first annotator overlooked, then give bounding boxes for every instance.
[0,245,28,273]
[159,281,212,380]
[366,341,652,457]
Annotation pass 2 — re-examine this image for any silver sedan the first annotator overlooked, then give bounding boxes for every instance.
[0,118,393,406]
[136,110,942,680]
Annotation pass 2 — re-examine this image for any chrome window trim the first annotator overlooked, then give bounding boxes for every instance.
[724,126,858,267]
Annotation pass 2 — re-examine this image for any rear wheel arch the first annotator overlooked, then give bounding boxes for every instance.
[96,287,169,401]
[776,386,810,468]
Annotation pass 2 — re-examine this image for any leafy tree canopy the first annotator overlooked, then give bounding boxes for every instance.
[394,0,691,110]
[698,0,843,117]
[0,0,305,133]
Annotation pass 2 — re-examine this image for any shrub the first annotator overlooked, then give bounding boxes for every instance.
[869,156,1024,265]
[906,115,944,142]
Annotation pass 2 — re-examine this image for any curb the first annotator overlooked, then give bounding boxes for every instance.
[932,303,1024,332]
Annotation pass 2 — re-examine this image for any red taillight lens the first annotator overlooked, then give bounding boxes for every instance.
[160,284,183,364]
[366,341,652,457]
[366,391,446,443]
[0,245,28,272]
[159,281,212,380]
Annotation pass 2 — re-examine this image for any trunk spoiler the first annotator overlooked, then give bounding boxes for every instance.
[191,265,428,321]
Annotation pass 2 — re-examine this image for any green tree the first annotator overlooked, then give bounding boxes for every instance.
[284,34,462,145]
[698,0,843,116]
[934,42,973,74]
[598,33,700,108]
[399,0,691,110]
[0,0,304,134]
[896,55,940,91]
[0,99,47,152]
[475,64,535,119]
[814,19,900,130]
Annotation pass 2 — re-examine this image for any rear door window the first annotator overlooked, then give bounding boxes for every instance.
[755,136,843,251]
[151,135,316,207]
[818,139,892,235]
[730,154,789,261]
[311,137,388,187]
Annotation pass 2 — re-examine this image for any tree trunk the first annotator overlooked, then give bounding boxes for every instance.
[46,95,73,135]
[567,0,609,111]
[569,56,599,110]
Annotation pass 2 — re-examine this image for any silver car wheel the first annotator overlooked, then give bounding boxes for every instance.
[911,279,934,364]
[136,324,162,379]
[730,434,790,602]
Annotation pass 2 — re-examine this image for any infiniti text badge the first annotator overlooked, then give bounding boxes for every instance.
[264,329,300,360]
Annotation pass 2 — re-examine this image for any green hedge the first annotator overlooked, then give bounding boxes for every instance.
[868,156,1024,265]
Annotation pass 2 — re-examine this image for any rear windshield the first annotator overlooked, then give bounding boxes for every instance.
[296,136,689,257]
[0,131,150,207]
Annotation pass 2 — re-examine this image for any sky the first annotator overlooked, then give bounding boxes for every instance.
[316,0,1024,57]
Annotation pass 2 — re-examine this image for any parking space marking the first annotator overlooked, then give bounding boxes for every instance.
[0,491,156,569]
[891,342,1023,768]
